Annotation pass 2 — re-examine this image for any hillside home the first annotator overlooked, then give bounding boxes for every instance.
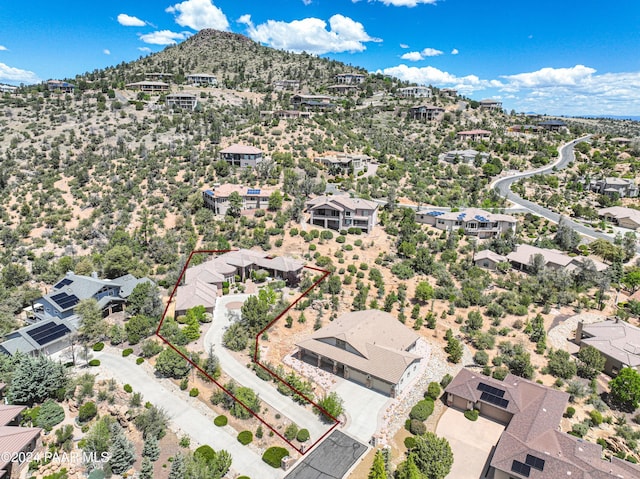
[479,98,502,110]
[145,72,173,82]
[273,79,300,91]
[316,153,369,175]
[473,250,508,270]
[598,206,640,230]
[335,73,366,84]
[507,125,542,135]
[0,84,18,93]
[260,110,312,120]
[47,80,75,93]
[291,94,335,112]
[202,184,277,215]
[506,244,608,273]
[588,177,638,198]
[409,105,445,121]
[416,208,517,239]
[125,81,170,93]
[575,319,640,376]
[165,93,197,111]
[219,144,264,168]
[445,368,640,478]
[440,149,488,165]
[440,88,457,97]
[457,129,492,141]
[327,84,358,95]
[174,280,218,317]
[296,310,421,397]
[0,405,42,479]
[397,86,431,98]
[539,119,567,131]
[307,195,379,233]
[186,73,217,86]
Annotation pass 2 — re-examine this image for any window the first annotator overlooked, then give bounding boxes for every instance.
[336,339,347,350]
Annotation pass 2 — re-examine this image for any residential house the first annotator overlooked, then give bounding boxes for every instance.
[397,86,431,98]
[202,184,277,215]
[479,98,502,110]
[409,105,445,121]
[327,84,359,95]
[219,144,264,168]
[445,368,640,479]
[165,93,198,111]
[440,149,488,165]
[0,84,18,94]
[186,73,217,86]
[145,72,173,82]
[125,81,170,93]
[307,195,379,233]
[416,208,517,239]
[47,80,75,93]
[296,310,421,397]
[575,318,640,376]
[273,79,301,91]
[0,318,76,356]
[316,153,369,176]
[506,244,608,273]
[589,177,639,198]
[539,119,567,131]
[457,129,492,141]
[598,206,640,230]
[440,88,457,97]
[174,280,218,317]
[473,250,508,270]
[0,405,42,479]
[507,125,542,135]
[335,73,366,84]
[291,94,335,112]
[260,110,312,120]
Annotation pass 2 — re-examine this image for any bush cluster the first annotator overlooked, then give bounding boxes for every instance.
[409,398,434,421]
[237,431,253,445]
[296,429,310,442]
[88,359,100,367]
[92,342,105,351]
[262,447,289,468]
[464,409,479,421]
[122,348,133,357]
[214,415,227,427]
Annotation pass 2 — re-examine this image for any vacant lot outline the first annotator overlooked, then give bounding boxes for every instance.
[155,249,338,454]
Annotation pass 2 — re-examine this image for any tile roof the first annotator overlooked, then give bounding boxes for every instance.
[0,426,41,471]
[220,144,263,155]
[0,406,25,426]
[419,207,517,224]
[205,183,277,198]
[175,280,217,313]
[474,250,508,263]
[307,195,379,212]
[581,319,640,368]
[507,245,608,272]
[598,206,640,222]
[457,129,492,135]
[296,310,420,384]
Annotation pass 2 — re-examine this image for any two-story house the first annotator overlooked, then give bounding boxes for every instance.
[479,98,502,110]
[219,144,264,168]
[416,208,517,239]
[316,153,369,176]
[409,105,445,121]
[166,93,198,111]
[589,177,639,198]
[125,81,170,93]
[291,94,335,112]
[186,73,217,86]
[456,129,492,141]
[397,86,431,98]
[202,184,278,215]
[273,79,301,91]
[307,195,378,233]
[47,80,75,94]
[334,73,366,84]
[0,405,42,479]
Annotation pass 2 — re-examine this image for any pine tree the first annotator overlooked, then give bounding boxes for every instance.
[368,450,386,479]
[139,457,153,479]
[142,434,160,462]
[168,453,186,479]
[108,423,135,474]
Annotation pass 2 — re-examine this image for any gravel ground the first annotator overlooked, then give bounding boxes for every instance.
[547,312,605,351]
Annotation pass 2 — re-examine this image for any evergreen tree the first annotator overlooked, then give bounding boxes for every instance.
[142,434,160,462]
[9,354,68,406]
[108,423,135,474]
[168,453,186,479]
[397,455,421,479]
[139,457,153,479]
[368,450,386,479]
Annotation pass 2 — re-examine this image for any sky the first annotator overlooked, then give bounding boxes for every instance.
[0,0,639,116]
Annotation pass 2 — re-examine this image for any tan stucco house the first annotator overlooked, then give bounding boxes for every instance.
[417,208,517,239]
[576,318,640,376]
[598,206,640,230]
[307,195,378,233]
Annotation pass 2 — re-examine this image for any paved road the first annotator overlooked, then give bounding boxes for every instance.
[204,294,329,441]
[94,349,283,479]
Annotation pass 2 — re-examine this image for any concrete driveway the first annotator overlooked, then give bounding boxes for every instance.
[435,408,504,479]
[332,378,390,443]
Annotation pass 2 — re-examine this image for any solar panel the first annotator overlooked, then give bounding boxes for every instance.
[247,189,261,195]
[26,322,55,339]
[525,454,545,471]
[50,293,80,310]
[477,382,505,397]
[26,323,71,346]
[54,278,73,289]
[480,391,509,408]
[36,324,71,346]
[511,460,531,477]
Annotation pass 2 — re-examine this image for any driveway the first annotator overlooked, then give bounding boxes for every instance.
[204,294,328,441]
[93,349,283,479]
[435,408,505,479]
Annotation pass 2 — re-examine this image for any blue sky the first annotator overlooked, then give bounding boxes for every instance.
[1,0,639,116]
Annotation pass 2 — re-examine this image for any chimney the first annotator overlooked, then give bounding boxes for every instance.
[91,271,98,279]
[575,321,584,342]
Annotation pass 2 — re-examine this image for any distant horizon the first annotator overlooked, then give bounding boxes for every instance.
[1,1,639,116]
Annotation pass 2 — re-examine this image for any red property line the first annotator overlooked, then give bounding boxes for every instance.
[155,249,338,455]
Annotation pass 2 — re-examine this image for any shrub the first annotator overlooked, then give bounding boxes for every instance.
[92,342,104,352]
[474,351,489,366]
[564,406,576,418]
[136,357,144,365]
[194,445,215,462]
[492,367,509,380]
[88,359,100,367]
[262,447,289,468]
[179,436,190,448]
[589,409,603,426]
[296,429,310,442]
[237,431,253,445]
[409,399,434,421]
[409,419,426,435]
[78,402,97,423]
[464,409,479,421]
[404,436,417,450]
[123,384,133,393]
[237,477,251,479]
[571,421,589,438]
[284,423,299,441]
[440,374,453,389]
[189,388,199,397]
[122,348,133,357]
[36,399,65,432]
[425,382,441,400]
[214,415,227,427]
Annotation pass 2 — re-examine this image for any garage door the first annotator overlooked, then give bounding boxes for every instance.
[479,403,512,424]
[371,378,393,395]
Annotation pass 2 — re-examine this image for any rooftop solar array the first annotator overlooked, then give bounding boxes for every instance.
[26,322,71,346]
[477,382,505,397]
[511,460,531,477]
[53,278,73,289]
[50,292,80,310]
[457,213,466,220]
[525,454,545,471]
[247,189,261,195]
[474,215,490,222]
[426,211,444,217]
[480,391,510,408]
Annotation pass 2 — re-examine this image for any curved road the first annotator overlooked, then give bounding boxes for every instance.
[491,135,616,243]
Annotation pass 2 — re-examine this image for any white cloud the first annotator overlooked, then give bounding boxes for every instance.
[400,51,423,61]
[379,64,501,93]
[240,14,381,54]
[421,47,443,57]
[502,64,596,88]
[451,48,459,55]
[138,47,152,52]
[103,49,111,55]
[0,45,7,51]
[166,0,229,31]
[302,0,313,4]
[117,13,146,27]
[139,30,190,45]
[373,0,438,6]
[0,62,40,84]
[400,43,409,49]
